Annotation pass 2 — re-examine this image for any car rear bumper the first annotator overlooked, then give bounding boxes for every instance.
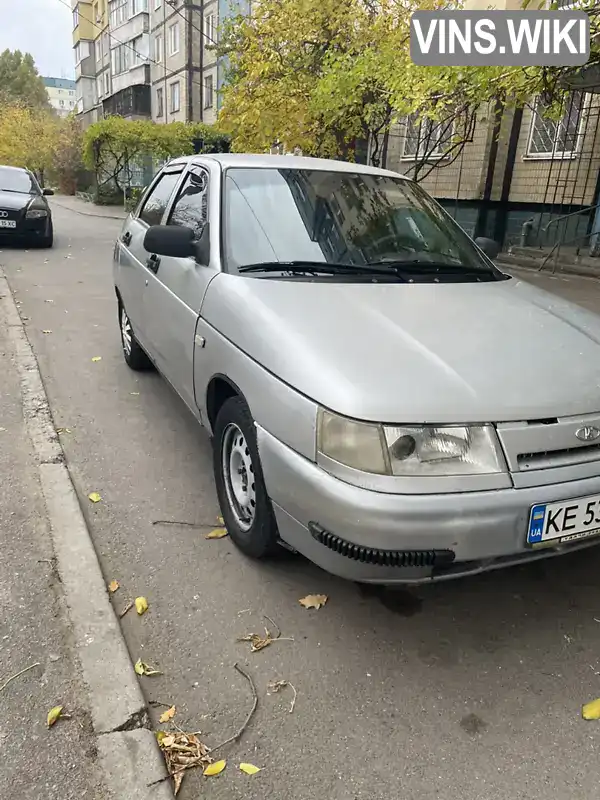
[256,425,600,584]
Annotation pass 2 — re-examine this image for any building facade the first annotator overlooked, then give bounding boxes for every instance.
[43,78,77,117]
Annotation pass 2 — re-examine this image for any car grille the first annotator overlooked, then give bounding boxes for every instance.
[497,413,600,478]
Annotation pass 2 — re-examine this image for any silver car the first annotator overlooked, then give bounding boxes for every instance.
[114,153,600,584]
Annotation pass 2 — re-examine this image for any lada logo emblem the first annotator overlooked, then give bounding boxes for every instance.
[575,426,600,442]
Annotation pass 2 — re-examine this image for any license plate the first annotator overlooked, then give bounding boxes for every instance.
[0,220,16,228]
[527,492,600,546]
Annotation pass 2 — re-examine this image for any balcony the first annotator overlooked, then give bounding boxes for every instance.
[112,63,151,94]
[102,84,151,119]
[110,11,149,42]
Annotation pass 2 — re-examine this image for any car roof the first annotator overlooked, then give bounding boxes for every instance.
[0,164,30,173]
[167,152,408,180]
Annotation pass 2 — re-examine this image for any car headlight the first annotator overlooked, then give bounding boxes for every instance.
[26,208,48,219]
[317,409,505,477]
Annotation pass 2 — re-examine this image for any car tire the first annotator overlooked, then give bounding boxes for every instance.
[118,300,153,371]
[38,221,53,248]
[213,395,279,559]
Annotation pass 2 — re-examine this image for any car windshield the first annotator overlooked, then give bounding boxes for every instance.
[0,167,39,194]
[223,167,499,279]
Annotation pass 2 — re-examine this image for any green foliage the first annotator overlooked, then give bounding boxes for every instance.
[0,49,50,109]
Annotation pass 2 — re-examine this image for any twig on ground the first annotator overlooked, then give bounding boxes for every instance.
[152,520,214,528]
[119,600,134,618]
[208,663,258,755]
[264,614,280,639]
[288,682,297,714]
[0,662,41,694]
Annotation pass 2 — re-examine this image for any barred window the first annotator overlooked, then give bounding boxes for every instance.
[527,92,585,158]
[403,114,452,159]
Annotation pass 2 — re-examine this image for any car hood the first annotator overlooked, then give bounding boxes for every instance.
[0,190,33,211]
[201,274,600,423]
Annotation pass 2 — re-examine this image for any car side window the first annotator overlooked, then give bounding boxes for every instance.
[167,168,208,239]
[138,171,182,227]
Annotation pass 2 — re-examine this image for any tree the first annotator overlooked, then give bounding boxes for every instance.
[0,50,50,109]
[50,115,85,194]
[0,101,58,181]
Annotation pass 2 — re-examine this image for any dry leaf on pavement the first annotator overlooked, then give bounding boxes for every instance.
[217,515,224,525]
[205,527,228,540]
[157,730,212,795]
[159,705,176,723]
[239,763,261,775]
[134,658,162,676]
[135,596,148,615]
[130,392,140,395]
[299,594,328,610]
[56,427,72,434]
[91,356,102,362]
[88,492,102,503]
[238,616,293,653]
[47,705,63,727]
[42,329,52,334]
[582,698,600,720]
[203,759,226,777]
[267,679,297,713]
[107,579,119,593]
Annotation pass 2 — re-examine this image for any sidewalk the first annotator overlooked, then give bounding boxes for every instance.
[0,295,109,798]
[50,194,128,220]
[0,270,171,800]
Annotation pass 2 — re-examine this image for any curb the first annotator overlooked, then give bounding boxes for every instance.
[0,266,172,800]
[51,197,127,221]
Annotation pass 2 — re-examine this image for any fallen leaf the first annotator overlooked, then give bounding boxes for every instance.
[42,329,52,334]
[173,772,184,795]
[159,705,176,723]
[0,427,5,432]
[239,631,273,652]
[47,705,63,727]
[44,299,54,303]
[205,527,228,540]
[299,594,328,610]
[88,492,102,503]
[107,579,119,593]
[56,427,72,434]
[157,730,211,795]
[239,763,261,775]
[91,356,102,362]
[134,658,162,676]
[203,760,226,777]
[130,392,140,396]
[156,731,167,745]
[135,596,148,615]
[583,698,600,720]
[217,515,224,525]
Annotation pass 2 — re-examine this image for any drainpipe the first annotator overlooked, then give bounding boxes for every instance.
[493,107,523,247]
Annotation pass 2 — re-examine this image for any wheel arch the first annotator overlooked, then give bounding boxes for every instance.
[205,373,246,434]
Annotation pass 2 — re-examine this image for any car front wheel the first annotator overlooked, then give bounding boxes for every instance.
[213,395,279,558]
[119,301,152,371]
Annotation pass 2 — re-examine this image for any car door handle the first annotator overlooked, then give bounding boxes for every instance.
[121,231,132,246]
[146,253,160,273]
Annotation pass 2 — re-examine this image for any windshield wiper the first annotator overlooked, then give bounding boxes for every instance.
[238,261,405,278]
[366,260,499,280]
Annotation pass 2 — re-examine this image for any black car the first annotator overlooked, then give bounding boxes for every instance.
[0,165,54,248]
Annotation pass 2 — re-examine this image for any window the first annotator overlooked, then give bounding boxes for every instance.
[527,92,585,158]
[103,70,110,95]
[204,13,215,45]
[74,41,90,64]
[131,34,146,65]
[102,31,110,56]
[154,34,163,62]
[111,43,129,74]
[154,0,161,7]
[73,6,79,28]
[59,100,65,107]
[130,0,148,15]
[109,0,127,28]
[403,114,452,159]
[156,87,164,117]
[168,22,180,55]
[168,169,209,240]
[139,172,182,226]
[170,81,180,113]
[204,74,213,108]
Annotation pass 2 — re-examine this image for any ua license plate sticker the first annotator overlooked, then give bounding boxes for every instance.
[527,493,600,546]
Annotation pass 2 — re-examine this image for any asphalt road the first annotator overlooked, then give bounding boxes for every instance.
[3,202,600,799]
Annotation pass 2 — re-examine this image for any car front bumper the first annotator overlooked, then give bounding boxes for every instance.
[256,425,600,584]
[0,217,49,239]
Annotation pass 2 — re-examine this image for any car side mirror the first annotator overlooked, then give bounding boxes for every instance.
[144,225,195,258]
[43,188,54,196]
[474,236,500,260]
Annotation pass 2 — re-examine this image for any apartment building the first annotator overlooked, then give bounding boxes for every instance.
[72,0,101,126]
[44,78,77,117]
[149,0,220,124]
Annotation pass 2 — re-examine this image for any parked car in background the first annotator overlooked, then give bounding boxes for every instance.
[0,165,54,248]
[114,153,600,585]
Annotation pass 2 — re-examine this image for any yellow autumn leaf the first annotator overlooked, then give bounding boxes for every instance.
[108,580,119,593]
[88,492,102,503]
[582,698,600,720]
[134,658,145,676]
[155,731,167,745]
[47,705,63,727]
[135,596,148,615]
[217,516,224,525]
[203,760,226,777]
[91,356,102,362]
[299,594,328,609]
[134,658,162,676]
[239,763,261,775]
[42,329,52,334]
[205,528,228,539]
[159,705,176,723]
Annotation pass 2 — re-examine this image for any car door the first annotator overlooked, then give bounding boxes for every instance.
[141,164,216,414]
[116,167,184,348]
